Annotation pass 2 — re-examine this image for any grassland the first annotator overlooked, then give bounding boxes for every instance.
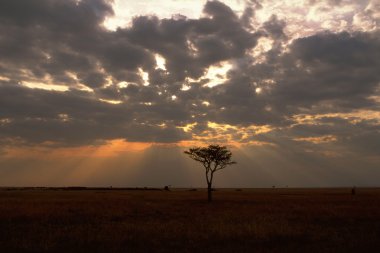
[1,188,380,252]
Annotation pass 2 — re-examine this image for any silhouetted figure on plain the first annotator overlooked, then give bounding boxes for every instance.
[351,186,356,195]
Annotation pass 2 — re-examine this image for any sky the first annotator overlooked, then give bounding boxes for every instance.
[0,0,379,187]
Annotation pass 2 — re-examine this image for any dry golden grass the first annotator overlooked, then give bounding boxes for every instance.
[1,188,380,252]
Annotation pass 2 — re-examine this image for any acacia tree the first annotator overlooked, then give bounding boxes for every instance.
[184,145,236,202]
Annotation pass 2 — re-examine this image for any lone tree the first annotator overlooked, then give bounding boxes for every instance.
[184,145,236,202]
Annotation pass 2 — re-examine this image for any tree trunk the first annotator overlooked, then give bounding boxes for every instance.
[207,183,212,202]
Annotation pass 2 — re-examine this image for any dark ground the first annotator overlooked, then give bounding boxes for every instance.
[0,187,380,252]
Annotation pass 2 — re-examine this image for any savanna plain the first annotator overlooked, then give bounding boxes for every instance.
[1,188,380,252]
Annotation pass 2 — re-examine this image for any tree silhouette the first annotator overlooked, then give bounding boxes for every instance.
[184,145,236,202]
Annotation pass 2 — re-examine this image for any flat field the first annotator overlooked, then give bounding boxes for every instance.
[1,188,380,252]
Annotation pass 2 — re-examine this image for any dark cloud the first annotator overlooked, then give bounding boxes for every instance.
[77,71,107,88]
[0,81,192,146]
[0,0,113,28]
[203,30,380,127]
[0,0,114,80]
[240,0,262,29]
[262,15,287,40]
[271,31,380,111]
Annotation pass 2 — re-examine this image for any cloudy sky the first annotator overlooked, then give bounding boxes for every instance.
[0,0,379,187]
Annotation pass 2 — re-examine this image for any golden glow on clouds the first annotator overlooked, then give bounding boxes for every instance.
[176,121,275,147]
[202,101,210,106]
[155,54,167,70]
[16,69,90,92]
[92,139,151,156]
[177,122,197,133]
[0,76,10,82]
[22,81,69,92]
[184,61,232,87]
[292,110,380,125]
[251,37,273,63]
[187,40,199,57]
[99,98,123,104]
[294,135,337,144]
[204,61,232,87]
[157,122,167,128]
[0,118,12,125]
[183,121,275,147]
[255,87,262,94]
[176,140,208,147]
[207,122,273,135]
[77,84,94,92]
[58,114,70,122]
[138,68,150,86]
[117,81,129,88]
[181,83,191,91]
